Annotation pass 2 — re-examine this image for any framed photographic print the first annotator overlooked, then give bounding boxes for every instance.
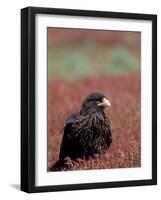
[21,7,157,193]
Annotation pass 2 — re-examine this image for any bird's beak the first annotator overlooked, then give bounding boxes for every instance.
[98,97,111,108]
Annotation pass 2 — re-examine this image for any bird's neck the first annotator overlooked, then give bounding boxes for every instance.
[80,108,105,118]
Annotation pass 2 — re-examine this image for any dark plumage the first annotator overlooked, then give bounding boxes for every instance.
[51,92,112,171]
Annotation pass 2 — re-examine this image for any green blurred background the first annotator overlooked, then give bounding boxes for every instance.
[48,28,140,80]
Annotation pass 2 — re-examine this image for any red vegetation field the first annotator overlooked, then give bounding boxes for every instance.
[48,72,141,171]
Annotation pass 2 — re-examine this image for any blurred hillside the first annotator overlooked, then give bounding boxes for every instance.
[48,28,140,80]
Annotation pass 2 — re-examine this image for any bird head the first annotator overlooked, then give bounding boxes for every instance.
[81,92,111,114]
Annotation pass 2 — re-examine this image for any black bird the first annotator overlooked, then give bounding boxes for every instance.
[51,92,112,171]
